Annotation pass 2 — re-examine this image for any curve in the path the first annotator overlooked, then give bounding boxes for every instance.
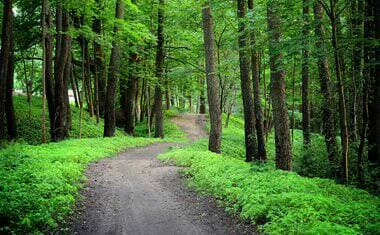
[72,114,254,235]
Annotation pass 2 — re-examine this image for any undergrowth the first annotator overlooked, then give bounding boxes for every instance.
[13,96,123,145]
[134,109,187,142]
[158,115,380,234]
[0,136,161,234]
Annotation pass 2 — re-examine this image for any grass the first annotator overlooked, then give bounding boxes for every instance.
[158,115,380,234]
[134,109,187,142]
[13,95,124,145]
[0,96,186,234]
[0,136,162,234]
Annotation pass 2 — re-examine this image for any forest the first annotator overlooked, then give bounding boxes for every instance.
[0,0,379,234]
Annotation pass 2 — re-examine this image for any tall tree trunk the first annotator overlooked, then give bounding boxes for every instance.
[122,56,139,135]
[0,0,13,139]
[140,77,146,122]
[153,0,165,138]
[72,63,81,107]
[349,0,362,141]
[374,0,380,163]
[93,0,107,117]
[313,1,338,169]
[5,8,16,139]
[267,0,292,171]
[134,81,140,124]
[357,70,368,186]
[146,85,152,136]
[301,0,311,145]
[41,0,48,143]
[44,0,55,140]
[202,1,222,153]
[63,49,72,137]
[165,80,170,110]
[82,35,94,117]
[326,0,350,182]
[104,0,124,137]
[291,58,296,144]
[248,0,266,161]
[237,0,258,162]
[366,0,378,164]
[199,77,206,114]
[93,52,100,123]
[54,5,70,141]
[71,73,79,108]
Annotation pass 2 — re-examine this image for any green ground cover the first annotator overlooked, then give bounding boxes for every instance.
[158,115,380,234]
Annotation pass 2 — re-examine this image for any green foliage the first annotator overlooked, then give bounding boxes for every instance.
[13,96,123,145]
[158,115,380,234]
[134,109,187,142]
[0,136,160,234]
[158,143,380,234]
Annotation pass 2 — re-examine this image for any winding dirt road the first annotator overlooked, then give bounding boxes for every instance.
[72,114,254,235]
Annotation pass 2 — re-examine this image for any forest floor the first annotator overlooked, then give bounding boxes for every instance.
[71,114,255,235]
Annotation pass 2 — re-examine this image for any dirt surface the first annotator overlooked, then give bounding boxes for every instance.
[71,114,255,235]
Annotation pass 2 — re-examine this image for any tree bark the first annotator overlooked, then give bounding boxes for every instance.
[41,0,48,143]
[199,77,206,114]
[267,0,292,171]
[63,48,72,137]
[248,0,266,161]
[93,0,107,117]
[301,0,311,145]
[366,0,378,164]
[43,0,55,140]
[5,8,16,139]
[104,0,124,137]
[326,0,350,182]
[0,0,13,139]
[313,1,338,167]
[122,56,139,135]
[54,5,70,141]
[237,0,258,162]
[202,1,222,153]
[153,0,165,138]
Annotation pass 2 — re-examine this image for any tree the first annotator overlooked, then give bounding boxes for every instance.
[0,0,14,140]
[313,1,338,169]
[201,0,222,153]
[104,0,125,137]
[248,0,266,161]
[366,0,379,164]
[53,3,71,141]
[93,0,107,118]
[153,0,165,138]
[301,0,311,146]
[43,0,55,141]
[237,0,258,162]
[121,55,139,135]
[5,3,17,140]
[41,0,48,143]
[321,0,350,182]
[267,0,292,171]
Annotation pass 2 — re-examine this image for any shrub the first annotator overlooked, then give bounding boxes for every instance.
[0,136,159,234]
[159,114,380,234]
[158,143,380,234]
[13,96,123,145]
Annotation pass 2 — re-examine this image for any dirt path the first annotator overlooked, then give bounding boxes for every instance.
[72,114,254,235]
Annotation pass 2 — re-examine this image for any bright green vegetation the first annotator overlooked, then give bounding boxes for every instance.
[0,136,162,234]
[13,96,123,145]
[159,116,380,234]
[135,109,187,142]
[1,97,186,234]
